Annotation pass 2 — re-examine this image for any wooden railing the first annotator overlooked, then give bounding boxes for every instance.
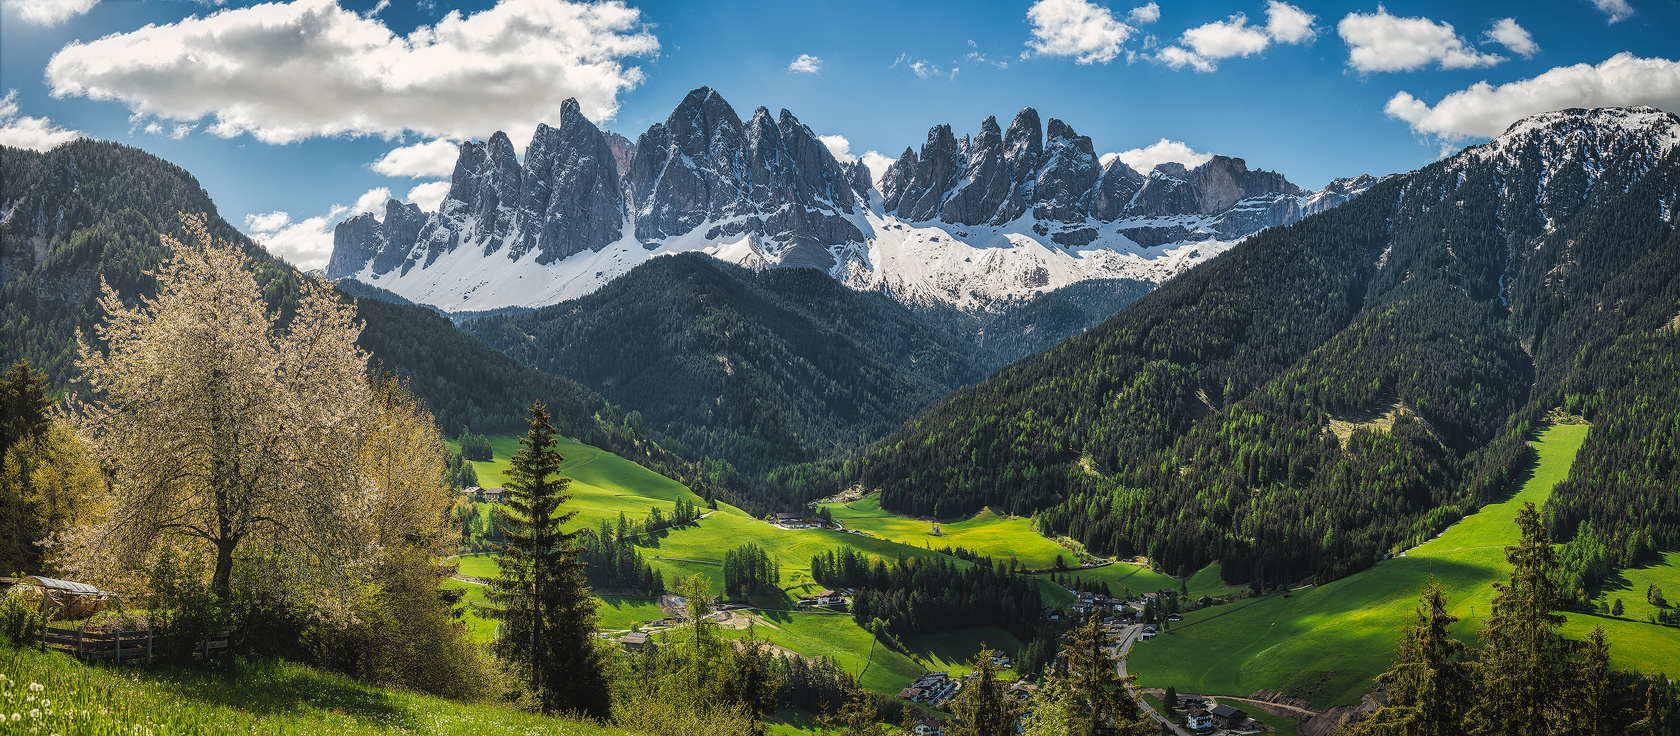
[41,624,235,664]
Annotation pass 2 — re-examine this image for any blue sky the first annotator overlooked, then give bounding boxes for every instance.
[3,0,1677,269]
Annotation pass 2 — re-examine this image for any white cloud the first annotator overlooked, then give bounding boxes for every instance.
[1385,52,1680,141]
[45,0,659,146]
[1482,18,1537,59]
[244,211,292,233]
[1127,2,1159,24]
[1115,138,1214,174]
[353,187,393,215]
[0,90,83,151]
[894,53,954,80]
[1591,0,1633,23]
[1025,0,1136,65]
[817,134,855,163]
[1156,1,1315,72]
[246,204,346,271]
[371,139,460,178]
[1338,8,1504,73]
[861,150,895,187]
[788,54,822,74]
[1263,0,1316,44]
[406,181,451,211]
[3,0,98,26]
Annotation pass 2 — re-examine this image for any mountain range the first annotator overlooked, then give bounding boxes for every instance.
[328,86,1382,313]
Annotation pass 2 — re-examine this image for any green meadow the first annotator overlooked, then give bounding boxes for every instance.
[818,494,1069,569]
[451,434,1073,698]
[1127,423,1680,709]
[0,641,632,736]
[1592,551,1680,623]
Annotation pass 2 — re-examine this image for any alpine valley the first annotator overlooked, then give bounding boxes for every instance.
[4,98,1680,736]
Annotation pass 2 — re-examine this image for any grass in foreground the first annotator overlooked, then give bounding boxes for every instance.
[0,643,630,736]
[1129,424,1678,709]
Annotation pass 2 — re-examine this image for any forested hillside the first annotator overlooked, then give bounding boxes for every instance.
[0,141,763,511]
[786,107,1680,587]
[465,253,985,473]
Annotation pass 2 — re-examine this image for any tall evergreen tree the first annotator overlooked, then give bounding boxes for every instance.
[487,401,610,718]
[948,646,1023,736]
[1473,502,1572,736]
[1063,617,1154,736]
[1348,582,1471,736]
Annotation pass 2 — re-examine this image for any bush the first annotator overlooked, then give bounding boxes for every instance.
[0,588,44,645]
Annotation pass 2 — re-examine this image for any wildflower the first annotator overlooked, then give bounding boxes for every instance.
[28,683,42,692]
[39,700,48,708]
[30,708,41,719]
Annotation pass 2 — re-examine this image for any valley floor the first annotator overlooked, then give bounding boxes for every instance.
[1127,424,1680,710]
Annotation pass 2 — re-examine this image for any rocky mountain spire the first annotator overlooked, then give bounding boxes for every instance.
[514,98,624,263]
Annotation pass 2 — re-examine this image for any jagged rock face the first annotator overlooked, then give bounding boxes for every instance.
[1031,118,1098,221]
[324,199,424,279]
[455,131,522,252]
[1003,108,1044,188]
[1301,174,1381,217]
[885,124,963,221]
[629,87,750,242]
[604,132,635,181]
[1089,157,1145,221]
[1127,163,1200,216]
[940,116,1019,226]
[842,160,873,202]
[514,99,623,264]
[1187,155,1302,214]
[625,89,863,251]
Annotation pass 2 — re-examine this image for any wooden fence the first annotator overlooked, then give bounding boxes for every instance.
[41,625,235,664]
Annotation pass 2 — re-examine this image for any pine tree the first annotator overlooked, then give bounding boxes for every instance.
[1569,627,1614,736]
[1163,686,1178,717]
[1063,616,1154,736]
[948,646,1023,736]
[487,400,610,718]
[1472,502,1572,736]
[1347,582,1470,736]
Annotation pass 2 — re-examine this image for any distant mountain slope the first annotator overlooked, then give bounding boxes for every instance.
[800,106,1680,586]
[0,140,769,512]
[466,252,986,473]
[327,87,1381,313]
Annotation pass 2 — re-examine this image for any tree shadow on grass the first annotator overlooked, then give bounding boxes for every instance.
[149,657,421,731]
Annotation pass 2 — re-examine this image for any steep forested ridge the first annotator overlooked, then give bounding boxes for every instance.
[792,107,1680,586]
[0,141,761,511]
[466,253,988,473]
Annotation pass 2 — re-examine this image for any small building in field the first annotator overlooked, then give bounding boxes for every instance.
[622,632,655,652]
[1210,703,1248,729]
[910,717,948,736]
[815,589,846,605]
[1184,707,1213,733]
[481,488,507,503]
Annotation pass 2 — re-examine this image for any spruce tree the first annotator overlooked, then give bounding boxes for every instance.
[487,401,610,718]
[1063,616,1154,736]
[948,646,1023,736]
[1347,582,1470,736]
[1472,502,1572,736]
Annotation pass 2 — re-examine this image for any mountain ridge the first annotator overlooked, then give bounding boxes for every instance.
[327,86,1384,313]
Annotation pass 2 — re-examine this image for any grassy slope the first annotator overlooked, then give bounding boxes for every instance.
[452,434,1062,697]
[1592,551,1680,622]
[1128,424,1679,709]
[1,642,631,736]
[818,495,1069,569]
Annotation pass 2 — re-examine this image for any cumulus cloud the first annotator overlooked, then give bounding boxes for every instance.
[1338,8,1504,73]
[788,54,822,74]
[406,181,451,211]
[817,134,855,163]
[0,90,83,151]
[1114,138,1215,173]
[3,0,98,25]
[1385,53,1680,141]
[45,0,659,146]
[861,150,896,187]
[353,187,393,215]
[1591,0,1633,23]
[246,205,346,271]
[371,139,460,178]
[1482,18,1538,59]
[1127,2,1159,24]
[1157,1,1316,72]
[1025,0,1136,65]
